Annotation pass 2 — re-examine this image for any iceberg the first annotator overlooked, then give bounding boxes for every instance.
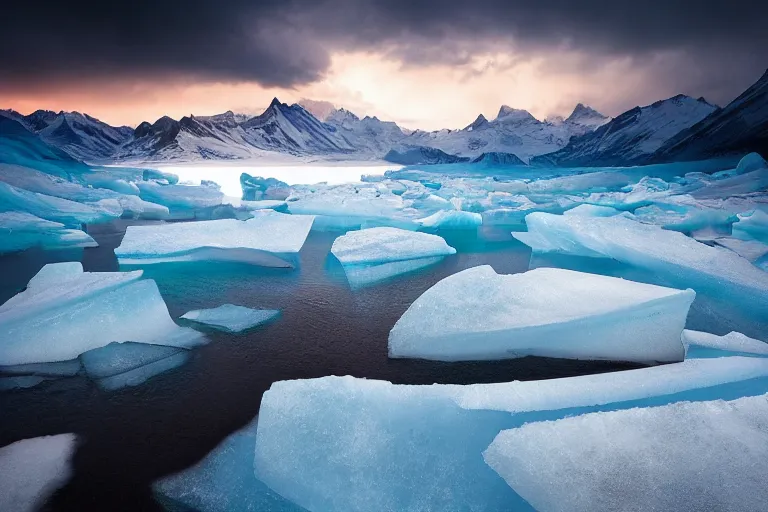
[416,209,482,229]
[733,209,768,243]
[517,212,768,309]
[154,416,304,512]
[137,180,225,214]
[389,266,693,363]
[632,201,736,233]
[0,262,205,366]
[240,173,291,201]
[254,357,768,512]
[331,227,456,265]
[115,210,315,266]
[0,180,119,227]
[79,342,191,390]
[484,393,768,512]
[683,329,768,359]
[181,304,280,333]
[0,212,97,254]
[287,183,415,231]
[0,434,76,512]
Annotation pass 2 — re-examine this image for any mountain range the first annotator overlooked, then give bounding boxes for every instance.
[1,68,766,167]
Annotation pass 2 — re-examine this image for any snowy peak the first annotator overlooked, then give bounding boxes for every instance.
[566,104,609,127]
[532,94,717,166]
[465,114,489,131]
[654,68,768,161]
[495,105,537,123]
[326,108,360,125]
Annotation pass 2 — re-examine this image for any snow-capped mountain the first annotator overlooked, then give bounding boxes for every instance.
[403,103,609,163]
[566,103,611,130]
[654,69,768,162]
[532,95,718,167]
[0,109,133,162]
[117,99,357,162]
[324,108,407,154]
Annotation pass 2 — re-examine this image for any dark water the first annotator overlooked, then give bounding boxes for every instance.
[1,221,650,511]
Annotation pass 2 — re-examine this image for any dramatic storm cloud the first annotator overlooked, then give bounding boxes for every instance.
[2,0,766,128]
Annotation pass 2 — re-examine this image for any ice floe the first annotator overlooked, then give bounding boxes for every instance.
[389,266,693,363]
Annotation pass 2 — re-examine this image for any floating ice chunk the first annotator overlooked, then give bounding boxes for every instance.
[0,262,205,365]
[0,434,76,512]
[733,209,768,243]
[181,305,280,333]
[633,201,736,232]
[113,194,169,220]
[331,227,456,265]
[735,152,767,175]
[519,212,768,297]
[154,416,304,512]
[288,183,414,231]
[0,181,119,227]
[691,167,768,199]
[683,329,768,358]
[389,266,693,363]
[484,393,768,512]
[240,174,291,201]
[254,357,768,512]
[137,180,225,211]
[0,212,97,254]
[527,171,633,194]
[80,342,190,390]
[115,210,315,266]
[563,204,621,217]
[416,210,482,229]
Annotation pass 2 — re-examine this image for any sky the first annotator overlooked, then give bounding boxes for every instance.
[2,0,766,131]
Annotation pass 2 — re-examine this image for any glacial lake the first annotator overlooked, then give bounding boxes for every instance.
[0,218,757,510]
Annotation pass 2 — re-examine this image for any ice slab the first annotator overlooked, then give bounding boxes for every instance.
[287,183,415,231]
[416,210,482,229]
[518,212,768,300]
[683,329,768,359]
[0,262,205,365]
[115,210,315,266]
[240,174,291,201]
[137,180,225,212]
[254,357,768,512]
[484,393,768,512]
[154,416,305,512]
[0,434,76,512]
[0,180,119,227]
[389,266,693,363]
[733,209,768,243]
[80,342,190,390]
[331,227,456,265]
[735,152,767,175]
[0,212,97,254]
[181,305,280,333]
[633,201,736,233]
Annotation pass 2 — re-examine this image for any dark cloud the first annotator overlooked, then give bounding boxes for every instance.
[2,0,767,105]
